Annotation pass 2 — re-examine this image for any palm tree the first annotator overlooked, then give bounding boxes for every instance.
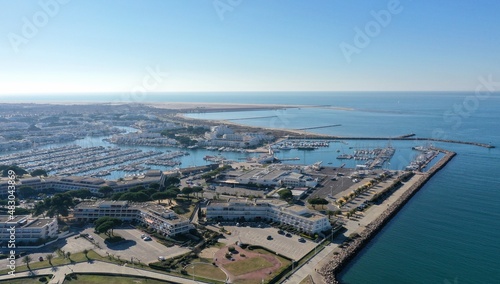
[66,251,71,261]
[46,254,53,266]
[83,249,89,259]
[22,255,32,270]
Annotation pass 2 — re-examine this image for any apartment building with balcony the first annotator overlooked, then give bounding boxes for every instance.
[73,201,192,237]
[205,199,331,235]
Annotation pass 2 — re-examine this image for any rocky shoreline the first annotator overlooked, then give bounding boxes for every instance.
[319,150,456,284]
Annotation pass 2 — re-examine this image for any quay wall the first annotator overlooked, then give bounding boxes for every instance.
[319,150,456,284]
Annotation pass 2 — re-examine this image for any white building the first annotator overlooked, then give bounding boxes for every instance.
[205,199,331,235]
[74,201,192,237]
[0,171,163,196]
[0,215,58,245]
[225,168,318,188]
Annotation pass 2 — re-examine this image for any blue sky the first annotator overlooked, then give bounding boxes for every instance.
[1,0,500,94]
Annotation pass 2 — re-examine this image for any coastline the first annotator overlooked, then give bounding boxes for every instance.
[319,149,456,283]
[171,112,495,149]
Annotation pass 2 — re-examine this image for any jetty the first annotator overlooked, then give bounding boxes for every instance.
[319,149,456,283]
[286,135,495,149]
[226,115,278,121]
[294,124,342,130]
[173,113,494,149]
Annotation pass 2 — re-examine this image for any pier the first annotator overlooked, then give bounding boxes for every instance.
[294,124,342,130]
[319,149,456,283]
[226,115,278,121]
[286,135,495,149]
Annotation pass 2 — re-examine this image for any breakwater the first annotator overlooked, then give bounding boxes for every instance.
[319,149,456,284]
[173,114,495,149]
[287,135,495,149]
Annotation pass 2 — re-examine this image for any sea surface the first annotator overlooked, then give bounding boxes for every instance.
[3,92,500,283]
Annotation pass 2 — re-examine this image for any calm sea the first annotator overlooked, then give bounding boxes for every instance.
[4,92,500,283]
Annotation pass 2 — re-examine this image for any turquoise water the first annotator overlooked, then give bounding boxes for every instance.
[181,92,500,284]
[5,92,500,283]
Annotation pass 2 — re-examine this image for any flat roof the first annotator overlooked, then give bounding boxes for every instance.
[0,215,27,223]
[24,218,54,228]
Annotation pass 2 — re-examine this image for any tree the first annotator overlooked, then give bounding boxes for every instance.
[163,177,180,188]
[149,183,160,190]
[164,189,178,205]
[327,210,334,219]
[22,255,32,270]
[30,169,48,177]
[128,186,146,193]
[83,249,89,259]
[68,189,93,199]
[98,186,114,197]
[151,192,170,204]
[66,251,71,261]
[46,254,53,266]
[95,217,122,236]
[111,192,123,200]
[308,198,329,209]
[278,189,293,201]
[166,186,180,193]
[118,192,150,202]
[18,186,36,199]
[192,186,203,198]
[33,192,75,217]
[181,187,194,199]
[1,165,28,177]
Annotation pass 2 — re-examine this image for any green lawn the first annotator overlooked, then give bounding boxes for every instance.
[251,248,292,281]
[189,263,226,281]
[0,275,52,283]
[63,274,175,284]
[223,257,274,276]
[0,250,107,275]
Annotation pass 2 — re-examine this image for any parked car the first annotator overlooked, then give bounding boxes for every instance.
[267,235,273,240]
[158,256,166,261]
[278,230,285,235]
[298,238,306,243]
[285,233,292,238]
[143,236,152,241]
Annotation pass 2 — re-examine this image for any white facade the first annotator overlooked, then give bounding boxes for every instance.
[74,201,192,237]
[0,215,58,245]
[206,200,331,234]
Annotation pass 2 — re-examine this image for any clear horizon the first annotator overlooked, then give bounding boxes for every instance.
[1,0,500,94]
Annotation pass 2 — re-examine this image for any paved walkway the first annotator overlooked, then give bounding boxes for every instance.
[286,174,424,284]
[0,260,206,284]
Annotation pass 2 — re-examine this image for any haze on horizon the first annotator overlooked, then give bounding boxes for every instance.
[1,0,500,95]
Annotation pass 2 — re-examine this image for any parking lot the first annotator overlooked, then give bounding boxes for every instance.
[217,224,318,260]
[80,226,190,263]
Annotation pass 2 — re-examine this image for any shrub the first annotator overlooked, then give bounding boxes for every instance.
[38,276,47,282]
